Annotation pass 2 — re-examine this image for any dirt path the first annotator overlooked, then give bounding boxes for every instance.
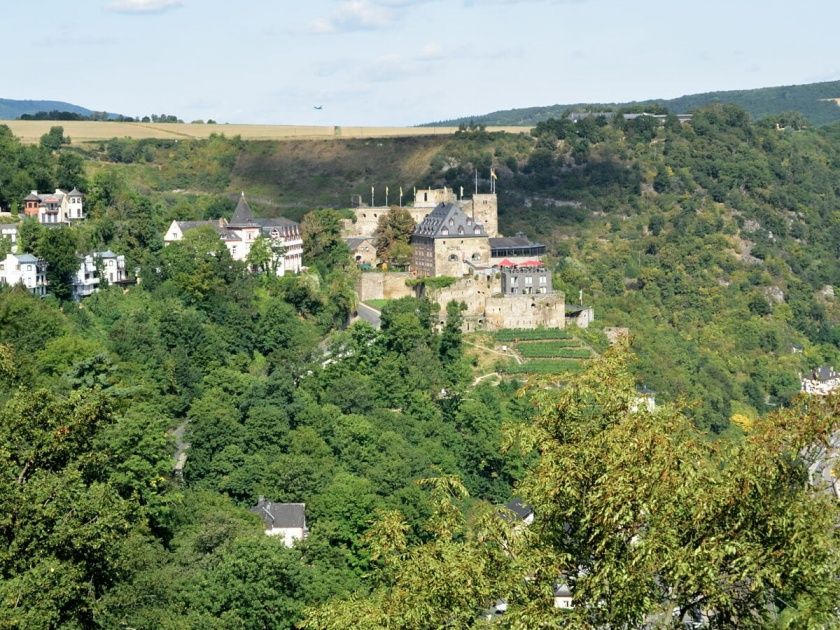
[464,340,523,365]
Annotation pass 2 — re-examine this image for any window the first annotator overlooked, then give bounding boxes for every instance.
[525,276,533,285]
[539,276,547,284]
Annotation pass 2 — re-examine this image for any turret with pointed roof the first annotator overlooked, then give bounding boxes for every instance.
[229,192,257,228]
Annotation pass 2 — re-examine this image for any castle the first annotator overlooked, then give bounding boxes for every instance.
[347,187,591,331]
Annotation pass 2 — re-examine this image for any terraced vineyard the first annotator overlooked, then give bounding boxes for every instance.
[495,328,594,375]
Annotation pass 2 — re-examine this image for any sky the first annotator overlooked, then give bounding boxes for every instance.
[3,0,840,126]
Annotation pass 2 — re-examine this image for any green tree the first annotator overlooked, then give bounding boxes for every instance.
[56,151,87,191]
[39,126,69,151]
[373,206,416,265]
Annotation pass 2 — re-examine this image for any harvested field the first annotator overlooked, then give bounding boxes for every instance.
[2,120,532,145]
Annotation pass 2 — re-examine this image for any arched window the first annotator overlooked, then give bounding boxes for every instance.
[471,252,481,261]
[449,254,459,262]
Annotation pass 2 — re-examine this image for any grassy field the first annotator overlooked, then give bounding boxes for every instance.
[2,120,532,145]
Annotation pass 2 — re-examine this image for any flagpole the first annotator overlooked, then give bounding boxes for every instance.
[475,169,478,195]
[385,186,389,207]
[371,186,374,207]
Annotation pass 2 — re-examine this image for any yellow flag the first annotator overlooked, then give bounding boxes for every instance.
[490,168,498,180]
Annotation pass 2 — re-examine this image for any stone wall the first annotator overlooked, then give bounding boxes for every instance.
[432,236,491,277]
[341,206,391,238]
[424,275,565,332]
[357,271,414,302]
[471,194,498,237]
[485,294,565,331]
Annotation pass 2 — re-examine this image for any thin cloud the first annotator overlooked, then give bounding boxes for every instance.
[107,0,183,14]
[311,0,394,33]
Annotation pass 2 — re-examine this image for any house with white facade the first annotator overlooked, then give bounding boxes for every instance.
[553,584,574,609]
[164,193,303,276]
[801,366,840,396]
[0,223,19,253]
[0,253,47,296]
[250,498,307,547]
[23,189,84,224]
[72,250,128,300]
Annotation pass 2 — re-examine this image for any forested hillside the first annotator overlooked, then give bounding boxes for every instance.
[0,98,100,120]
[13,108,840,431]
[1,116,839,626]
[427,79,840,127]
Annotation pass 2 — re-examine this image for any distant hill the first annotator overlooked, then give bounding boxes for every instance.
[0,98,117,120]
[426,80,840,127]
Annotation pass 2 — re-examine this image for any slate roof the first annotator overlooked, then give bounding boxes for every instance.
[813,366,838,382]
[489,235,545,250]
[68,188,84,198]
[251,499,306,529]
[504,498,534,521]
[176,220,223,234]
[413,202,487,239]
[346,237,373,250]
[98,250,119,259]
[14,253,40,263]
[229,193,258,228]
[565,304,590,315]
[554,583,572,598]
[229,193,299,231]
[24,192,40,202]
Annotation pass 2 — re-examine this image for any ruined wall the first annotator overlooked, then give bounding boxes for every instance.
[357,271,414,302]
[413,188,457,208]
[484,294,565,331]
[341,206,391,238]
[424,275,564,331]
[426,275,499,321]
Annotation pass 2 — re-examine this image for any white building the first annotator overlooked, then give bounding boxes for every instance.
[23,189,85,224]
[250,499,307,547]
[0,223,19,253]
[72,250,128,300]
[801,366,840,396]
[164,193,303,276]
[553,584,574,609]
[0,253,47,296]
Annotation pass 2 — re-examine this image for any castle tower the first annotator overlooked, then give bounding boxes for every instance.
[471,193,498,237]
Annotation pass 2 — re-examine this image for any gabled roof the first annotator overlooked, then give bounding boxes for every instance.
[554,583,572,598]
[813,366,837,382]
[346,237,374,250]
[412,202,487,239]
[175,219,224,234]
[68,188,84,197]
[504,498,534,521]
[24,192,40,202]
[251,499,306,529]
